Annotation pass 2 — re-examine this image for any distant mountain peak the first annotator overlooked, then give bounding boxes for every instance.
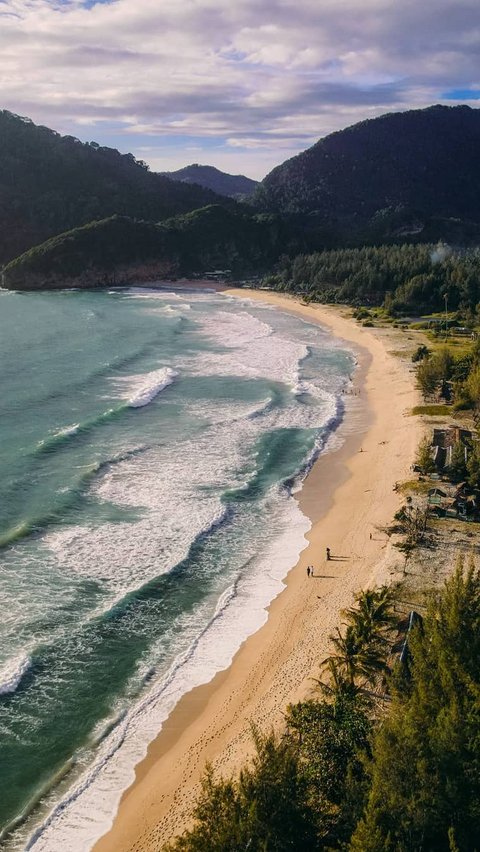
[163,164,258,199]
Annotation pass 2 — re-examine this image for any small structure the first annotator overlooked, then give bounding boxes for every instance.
[427,480,479,519]
[427,487,447,506]
[203,270,232,281]
[431,426,472,471]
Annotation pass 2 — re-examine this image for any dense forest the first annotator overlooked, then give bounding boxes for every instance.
[3,106,480,290]
[264,243,480,314]
[165,564,480,851]
[255,105,480,246]
[2,206,296,290]
[0,110,230,265]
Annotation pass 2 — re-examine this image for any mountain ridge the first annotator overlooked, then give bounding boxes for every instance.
[162,164,258,198]
[0,110,234,265]
[255,104,480,245]
[1,206,299,290]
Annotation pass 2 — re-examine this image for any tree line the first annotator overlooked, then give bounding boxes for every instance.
[263,244,480,315]
[163,565,480,851]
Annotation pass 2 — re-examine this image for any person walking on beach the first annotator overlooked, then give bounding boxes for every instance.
[326,547,331,561]
[307,566,311,578]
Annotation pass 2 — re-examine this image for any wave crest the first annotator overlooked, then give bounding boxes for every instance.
[128,368,178,408]
[0,655,32,696]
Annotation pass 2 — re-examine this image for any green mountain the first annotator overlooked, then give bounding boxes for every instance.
[162,164,259,199]
[0,111,230,265]
[255,105,480,245]
[2,206,295,290]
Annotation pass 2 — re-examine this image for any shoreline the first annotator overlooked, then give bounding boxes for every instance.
[94,292,421,852]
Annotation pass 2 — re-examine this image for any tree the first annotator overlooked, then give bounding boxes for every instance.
[465,365,480,408]
[164,727,317,851]
[448,440,468,481]
[321,625,387,690]
[342,587,396,648]
[466,439,480,488]
[415,435,435,474]
[350,562,480,852]
[286,695,371,846]
[416,356,442,400]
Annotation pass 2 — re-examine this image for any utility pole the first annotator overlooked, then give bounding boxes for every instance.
[444,292,448,340]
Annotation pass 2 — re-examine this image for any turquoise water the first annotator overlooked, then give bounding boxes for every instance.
[0,288,353,850]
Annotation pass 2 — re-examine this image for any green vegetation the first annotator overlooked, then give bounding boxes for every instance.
[412,344,431,362]
[351,563,480,851]
[263,243,480,315]
[0,110,237,265]
[411,404,451,416]
[410,339,480,441]
[163,566,480,851]
[256,105,480,247]
[4,104,480,292]
[2,207,296,290]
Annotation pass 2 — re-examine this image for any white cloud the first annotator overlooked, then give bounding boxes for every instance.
[0,0,478,178]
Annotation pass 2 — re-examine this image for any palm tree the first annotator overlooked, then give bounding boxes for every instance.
[321,625,387,689]
[315,658,362,700]
[343,587,396,647]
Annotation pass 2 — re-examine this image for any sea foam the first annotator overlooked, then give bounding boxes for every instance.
[7,293,352,852]
[0,654,32,695]
[127,367,178,408]
[26,495,311,852]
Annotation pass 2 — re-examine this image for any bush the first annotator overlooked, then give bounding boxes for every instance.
[412,344,431,362]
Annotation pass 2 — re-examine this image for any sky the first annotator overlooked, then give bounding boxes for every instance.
[1,0,479,179]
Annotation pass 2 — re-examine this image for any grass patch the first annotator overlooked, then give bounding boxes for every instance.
[411,404,451,416]
[387,349,412,359]
[398,479,431,495]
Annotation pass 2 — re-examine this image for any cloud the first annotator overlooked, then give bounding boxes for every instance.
[0,0,479,177]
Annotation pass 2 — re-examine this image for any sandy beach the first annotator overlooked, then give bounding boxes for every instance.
[94,291,422,852]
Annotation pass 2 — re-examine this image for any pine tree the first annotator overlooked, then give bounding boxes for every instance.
[349,562,480,852]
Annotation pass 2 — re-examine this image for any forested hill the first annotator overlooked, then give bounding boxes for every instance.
[255,105,480,245]
[2,206,295,290]
[0,111,230,265]
[162,164,258,198]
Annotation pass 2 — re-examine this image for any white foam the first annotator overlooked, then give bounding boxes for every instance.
[127,367,178,408]
[0,654,32,695]
[192,311,309,391]
[26,495,311,852]
[55,424,80,438]
[42,398,257,592]
[12,297,353,851]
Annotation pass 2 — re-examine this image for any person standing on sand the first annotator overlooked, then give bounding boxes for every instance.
[326,547,331,561]
[307,566,311,578]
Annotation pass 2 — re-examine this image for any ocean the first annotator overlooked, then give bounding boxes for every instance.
[0,287,353,850]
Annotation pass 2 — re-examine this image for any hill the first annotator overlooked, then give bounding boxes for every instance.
[162,164,258,198]
[1,206,296,290]
[0,111,231,265]
[255,105,480,245]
